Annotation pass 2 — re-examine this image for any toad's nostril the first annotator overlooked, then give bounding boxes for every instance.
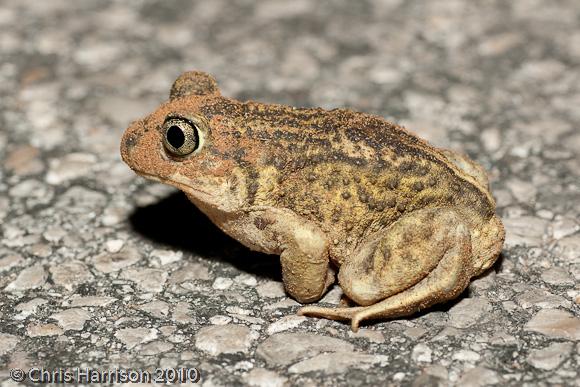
[121,120,145,151]
[124,133,138,150]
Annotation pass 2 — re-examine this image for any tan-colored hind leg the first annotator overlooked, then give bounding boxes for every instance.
[299,221,473,331]
[299,255,471,331]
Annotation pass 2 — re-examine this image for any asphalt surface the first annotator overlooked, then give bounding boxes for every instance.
[0,1,579,386]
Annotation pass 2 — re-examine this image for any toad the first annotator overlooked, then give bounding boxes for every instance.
[121,71,504,331]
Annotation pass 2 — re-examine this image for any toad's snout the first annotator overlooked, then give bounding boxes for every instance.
[120,120,143,164]
[119,119,179,181]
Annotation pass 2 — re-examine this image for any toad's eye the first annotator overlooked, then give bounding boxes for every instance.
[162,118,200,156]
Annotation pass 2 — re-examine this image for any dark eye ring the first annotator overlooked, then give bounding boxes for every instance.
[162,118,200,156]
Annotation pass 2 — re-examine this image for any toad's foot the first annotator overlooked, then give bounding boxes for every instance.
[298,305,366,331]
[300,207,475,331]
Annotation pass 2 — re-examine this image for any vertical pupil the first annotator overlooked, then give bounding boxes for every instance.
[167,125,185,148]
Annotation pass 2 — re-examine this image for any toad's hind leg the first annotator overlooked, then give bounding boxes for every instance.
[299,207,474,331]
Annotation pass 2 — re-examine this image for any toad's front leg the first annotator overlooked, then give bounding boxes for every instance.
[299,207,475,331]
[241,208,335,303]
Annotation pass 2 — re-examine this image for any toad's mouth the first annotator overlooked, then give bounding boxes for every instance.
[132,169,213,199]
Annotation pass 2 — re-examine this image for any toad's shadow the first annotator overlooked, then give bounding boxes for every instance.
[129,191,282,281]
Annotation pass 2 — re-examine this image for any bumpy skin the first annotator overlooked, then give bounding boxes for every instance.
[120,71,505,331]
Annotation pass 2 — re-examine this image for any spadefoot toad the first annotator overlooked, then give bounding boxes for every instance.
[121,71,504,331]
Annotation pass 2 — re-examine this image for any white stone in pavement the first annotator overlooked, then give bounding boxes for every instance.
[0,197,7,223]
[348,328,386,343]
[0,333,19,356]
[256,280,285,298]
[168,262,211,283]
[490,330,518,346]
[137,300,170,318]
[524,309,580,340]
[49,261,94,290]
[172,301,196,325]
[42,227,67,243]
[151,248,182,265]
[412,366,448,386]
[319,285,344,304]
[555,234,580,262]
[411,343,432,363]
[289,351,389,374]
[452,349,481,362]
[195,324,255,356]
[481,127,501,152]
[45,152,97,185]
[55,186,107,214]
[101,206,129,226]
[27,323,63,337]
[0,252,23,272]
[64,295,117,307]
[140,340,174,355]
[115,328,158,349]
[243,368,287,387]
[550,217,579,240]
[503,216,548,248]
[234,273,258,287]
[50,308,91,331]
[14,298,48,320]
[212,277,233,290]
[527,342,573,370]
[264,298,299,310]
[506,179,537,205]
[93,246,141,273]
[257,333,354,366]
[9,180,54,206]
[105,239,124,253]
[516,288,570,309]
[403,326,427,340]
[209,315,232,325]
[266,315,307,334]
[5,264,47,291]
[458,367,500,386]
[447,297,492,328]
[541,267,575,286]
[5,144,44,175]
[120,268,168,293]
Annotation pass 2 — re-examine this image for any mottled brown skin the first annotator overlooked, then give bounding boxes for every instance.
[121,71,505,331]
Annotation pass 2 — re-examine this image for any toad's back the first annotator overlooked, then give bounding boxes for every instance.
[200,99,497,260]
